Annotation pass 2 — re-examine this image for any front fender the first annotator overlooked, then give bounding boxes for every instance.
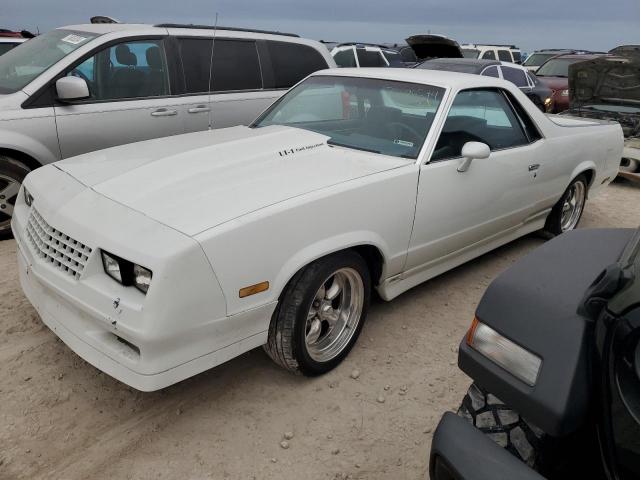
[0,115,60,166]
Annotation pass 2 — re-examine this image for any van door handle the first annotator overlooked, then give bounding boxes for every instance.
[151,108,177,117]
[188,105,211,113]
[528,164,540,171]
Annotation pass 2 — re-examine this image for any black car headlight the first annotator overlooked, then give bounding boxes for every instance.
[101,250,153,294]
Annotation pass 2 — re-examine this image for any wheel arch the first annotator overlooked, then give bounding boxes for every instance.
[0,147,43,171]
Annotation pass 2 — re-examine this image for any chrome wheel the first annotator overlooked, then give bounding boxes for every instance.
[304,267,364,362]
[0,174,20,232]
[560,180,586,232]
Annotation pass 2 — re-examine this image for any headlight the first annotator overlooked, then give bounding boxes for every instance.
[23,187,33,207]
[544,97,552,105]
[101,250,153,294]
[466,317,542,386]
[560,89,569,97]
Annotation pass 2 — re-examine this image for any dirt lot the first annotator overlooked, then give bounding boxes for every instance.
[1,180,638,480]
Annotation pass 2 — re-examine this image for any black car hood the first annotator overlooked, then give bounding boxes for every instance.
[569,55,640,108]
[405,35,463,60]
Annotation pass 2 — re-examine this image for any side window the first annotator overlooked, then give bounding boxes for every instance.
[333,48,357,68]
[482,50,496,60]
[179,38,213,93]
[212,39,262,92]
[501,66,528,87]
[432,89,530,161]
[356,48,387,67]
[497,49,512,62]
[399,46,418,63]
[67,40,169,101]
[266,41,328,89]
[504,90,542,142]
[482,66,500,78]
[512,51,522,63]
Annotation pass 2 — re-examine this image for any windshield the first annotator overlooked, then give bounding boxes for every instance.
[523,53,558,67]
[536,58,584,77]
[0,29,97,93]
[462,48,479,58]
[254,75,445,159]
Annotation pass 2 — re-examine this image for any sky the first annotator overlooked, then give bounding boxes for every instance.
[3,0,639,54]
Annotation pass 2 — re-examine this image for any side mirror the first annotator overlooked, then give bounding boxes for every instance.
[55,76,89,102]
[458,141,490,173]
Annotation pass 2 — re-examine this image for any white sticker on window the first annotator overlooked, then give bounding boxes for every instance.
[394,139,414,147]
[61,34,87,45]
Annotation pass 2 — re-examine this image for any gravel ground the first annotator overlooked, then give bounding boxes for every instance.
[1,180,638,480]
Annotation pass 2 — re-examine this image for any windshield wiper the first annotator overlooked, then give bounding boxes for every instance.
[327,139,381,154]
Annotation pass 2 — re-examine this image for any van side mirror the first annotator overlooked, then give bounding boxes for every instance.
[56,76,90,102]
[458,141,490,173]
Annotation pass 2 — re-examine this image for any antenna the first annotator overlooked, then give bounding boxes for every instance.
[207,12,219,130]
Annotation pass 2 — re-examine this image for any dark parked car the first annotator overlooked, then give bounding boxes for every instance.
[536,53,606,112]
[416,58,552,111]
[429,227,640,479]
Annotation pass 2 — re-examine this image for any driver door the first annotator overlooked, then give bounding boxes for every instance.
[405,88,544,271]
[54,38,185,158]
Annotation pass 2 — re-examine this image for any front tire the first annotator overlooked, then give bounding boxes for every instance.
[0,156,31,240]
[264,250,371,376]
[544,174,588,236]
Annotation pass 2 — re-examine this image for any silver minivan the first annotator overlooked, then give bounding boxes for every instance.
[0,22,335,238]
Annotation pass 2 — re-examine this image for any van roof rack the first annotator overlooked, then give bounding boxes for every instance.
[154,24,299,38]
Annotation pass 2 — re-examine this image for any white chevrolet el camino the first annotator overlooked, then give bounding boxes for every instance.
[11,68,622,391]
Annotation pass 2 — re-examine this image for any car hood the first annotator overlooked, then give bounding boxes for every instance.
[405,35,463,60]
[569,55,640,108]
[55,125,411,236]
[537,76,568,92]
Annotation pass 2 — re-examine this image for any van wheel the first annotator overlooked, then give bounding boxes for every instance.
[544,174,588,236]
[264,250,370,376]
[0,157,30,240]
[457,383,545,468]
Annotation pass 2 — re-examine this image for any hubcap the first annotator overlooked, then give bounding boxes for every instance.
[0,174,20,231]
[560,181,586,232]
[304,267,364,362]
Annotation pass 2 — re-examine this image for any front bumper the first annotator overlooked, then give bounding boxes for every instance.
[12,166,276,391]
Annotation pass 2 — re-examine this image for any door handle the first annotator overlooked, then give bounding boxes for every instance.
[151,108,177,117]
[528,164,540,172]
[188,105,211,113]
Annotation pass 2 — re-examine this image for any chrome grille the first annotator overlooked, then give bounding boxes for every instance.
[25,209,92,279]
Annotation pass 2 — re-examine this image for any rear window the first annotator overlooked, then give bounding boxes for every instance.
[482,65,500,77]
[333,48,357,68]
[266,41,328,89]
[212,39,262,91]
[497,50,512,61]
[462,48,479,58]
[501,66,528,87]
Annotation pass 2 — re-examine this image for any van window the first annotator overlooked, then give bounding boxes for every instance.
[211,39,262,92]
[333,48,357,67]
[482,50,496,60]
[67,39,169,101]
[179,38,213,93]
[266,41,328,89]
[497,50,512,62]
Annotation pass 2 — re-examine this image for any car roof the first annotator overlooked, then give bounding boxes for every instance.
[418,58,500,73]
[550,53,606,60]
[310,67,511,90]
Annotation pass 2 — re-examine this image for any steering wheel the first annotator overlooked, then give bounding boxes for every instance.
[388,122,422,146]
[69,68,90,83]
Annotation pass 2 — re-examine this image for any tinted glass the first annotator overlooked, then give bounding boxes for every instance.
[523,53,557,67]
[383,51,404,66]
[333,48,357,67]
[0,43,17,56]
[497,49,512,61]
[462,48,479,58]
[512,51,522,63]
[482,50,496,60]
[179,38,213,93]
[432,89,529,160]
[399,46,418,63]
[212,39,261,91]
[501,66,528,87]
[67,39,169,101]
[0,29,98,93]
[536,58,581,77]
[356,48,387,67]
[255,75,445,159]
[267,41,328,89]
[482,66,500,77]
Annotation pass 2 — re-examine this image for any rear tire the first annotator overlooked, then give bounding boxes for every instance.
[264,250,371,376]
[543,174,588,236]
[0,156,31,240]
